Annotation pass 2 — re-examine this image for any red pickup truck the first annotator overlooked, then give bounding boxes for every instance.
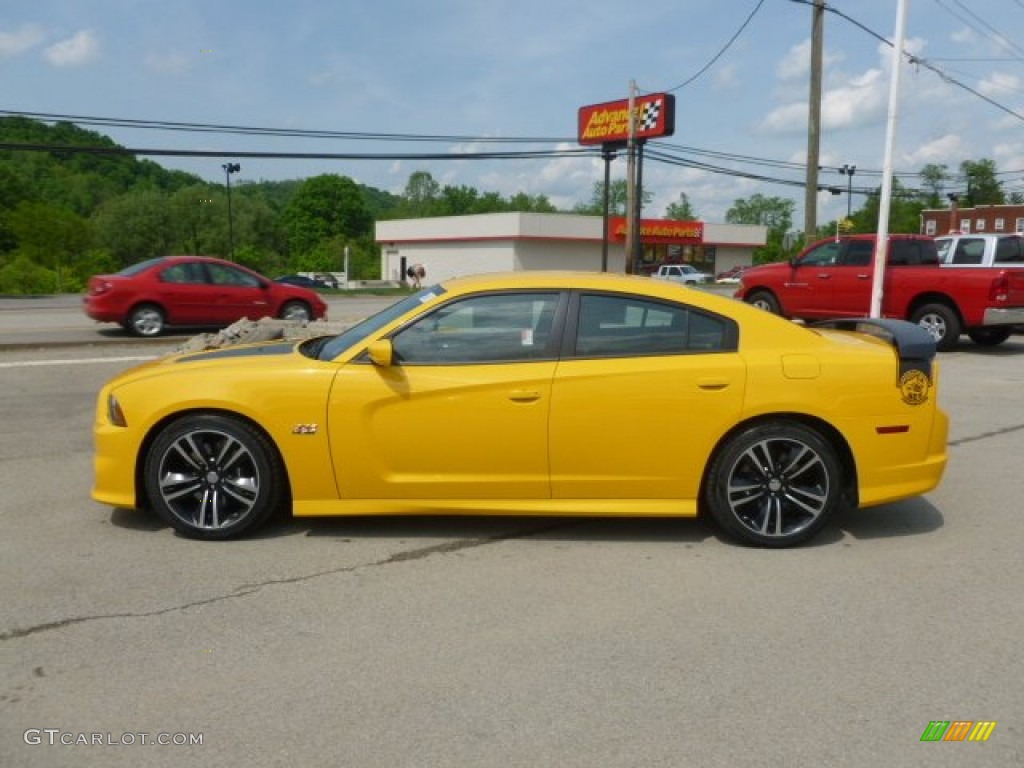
[735,234,1024,350]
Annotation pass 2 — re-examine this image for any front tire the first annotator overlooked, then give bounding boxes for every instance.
[745,290,781,315]
[911,303,961,351]
[127,304,165,337]
[706,422,843,548]
[144,414,285,540]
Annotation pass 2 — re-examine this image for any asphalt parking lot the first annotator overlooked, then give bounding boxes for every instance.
[1,296,1022,767]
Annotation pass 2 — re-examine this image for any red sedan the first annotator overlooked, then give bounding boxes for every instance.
[84,256,329,336]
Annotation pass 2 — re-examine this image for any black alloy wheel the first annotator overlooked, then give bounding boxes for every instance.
[144,414,285,540]
[706,421,843,547]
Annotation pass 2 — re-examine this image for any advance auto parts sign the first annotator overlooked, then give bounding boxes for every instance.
[578,93,676,146]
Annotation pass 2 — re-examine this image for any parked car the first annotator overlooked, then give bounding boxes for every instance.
[715,265,748,283]
[935,233,1024,267]
[84,256,328,337]
[275,274,333,290]
[735,234,1024,350]
[92,271,948,548]
[652,264,712,285]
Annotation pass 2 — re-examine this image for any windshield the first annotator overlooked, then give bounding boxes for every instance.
[118,257,166,276]
[313,285,448,361]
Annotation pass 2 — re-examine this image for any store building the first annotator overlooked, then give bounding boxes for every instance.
[376,212,767,284]
[921,203,1024,236]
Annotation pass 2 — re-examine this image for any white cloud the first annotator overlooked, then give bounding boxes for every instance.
[902,134,967,167]
[950,27,975,44]
[44,29,98,67]
[145,51,192,76]
[713,64,738,89]
[979,72,1022,97]
[776,39,842,82]
[0,23,45,57]
[820,68,887,129]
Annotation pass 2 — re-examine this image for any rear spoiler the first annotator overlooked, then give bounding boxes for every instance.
[809,318,936,379]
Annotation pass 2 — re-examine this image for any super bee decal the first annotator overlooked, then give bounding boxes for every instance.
[899,370,931,405]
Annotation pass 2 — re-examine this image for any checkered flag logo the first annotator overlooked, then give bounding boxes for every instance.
[640,99,662,131]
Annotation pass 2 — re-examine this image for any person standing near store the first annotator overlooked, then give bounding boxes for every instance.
[406,263,425,289]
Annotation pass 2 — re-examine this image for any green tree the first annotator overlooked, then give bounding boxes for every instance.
[93,189,179,266]
[281,174,373,259]
[507,192,556,213]
[397,171,442,218]
[664,192,698,220]
[7,201,92,290]
[0,255,56,294]
[437,184,480,216]
[960,159,1004,206]
[574,179,651,216]
[170,183,227,255]
[919,163,950,208]
[725,194,795,263]
[847,179,923,234]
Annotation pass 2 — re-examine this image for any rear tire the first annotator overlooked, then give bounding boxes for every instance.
[280,300,312,322]
[967,328,1011,347]
[127,304,165,337]
[706,421,843,548]
[911,303,961,351]
[746,290,781,315]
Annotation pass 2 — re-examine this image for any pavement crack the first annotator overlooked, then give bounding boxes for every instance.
[0,521,574,642]
[949,422,1024,447]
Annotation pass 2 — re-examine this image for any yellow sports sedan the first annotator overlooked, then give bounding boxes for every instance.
[92,271,948,547]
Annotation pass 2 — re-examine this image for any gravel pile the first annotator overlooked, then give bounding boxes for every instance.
[173,316,355,354]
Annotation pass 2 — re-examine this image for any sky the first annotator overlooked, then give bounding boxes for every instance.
[2,0,1023,229]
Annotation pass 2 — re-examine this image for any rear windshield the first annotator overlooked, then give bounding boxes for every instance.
[117,257,166,276]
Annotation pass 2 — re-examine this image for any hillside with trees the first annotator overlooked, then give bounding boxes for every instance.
[0,118,558,294]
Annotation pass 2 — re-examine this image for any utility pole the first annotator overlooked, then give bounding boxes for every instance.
[222,162,240,260]
[804,0,825,245]
[625,80,637,274]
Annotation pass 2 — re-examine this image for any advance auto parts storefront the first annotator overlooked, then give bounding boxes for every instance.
[608,216,716,276]
[375,212,765,285]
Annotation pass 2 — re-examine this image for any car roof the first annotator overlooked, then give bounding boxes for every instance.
[935,233,1020,239]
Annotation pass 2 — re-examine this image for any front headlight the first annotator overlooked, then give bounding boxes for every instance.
[107,394,127,427]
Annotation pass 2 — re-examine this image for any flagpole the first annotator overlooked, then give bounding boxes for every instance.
[870,0,909,318]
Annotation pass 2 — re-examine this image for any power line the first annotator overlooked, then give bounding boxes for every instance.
[788,0,1024,122]
[0,142,598,162]
[662,0,766,92]
[934,0,1024,61]
[0,109,575,145]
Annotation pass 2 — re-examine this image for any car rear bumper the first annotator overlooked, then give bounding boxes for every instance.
[983,307,1024,326]
[83,296,123,324]
[857,407,948,507]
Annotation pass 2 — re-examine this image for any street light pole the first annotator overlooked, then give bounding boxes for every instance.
[222,162,240,260]
[839,163,856,218]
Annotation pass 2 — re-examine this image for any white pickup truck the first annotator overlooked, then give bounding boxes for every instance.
[651,264,712,285]
[935,233,1024,267]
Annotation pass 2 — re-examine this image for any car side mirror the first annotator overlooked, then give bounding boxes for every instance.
[367,339,394,367]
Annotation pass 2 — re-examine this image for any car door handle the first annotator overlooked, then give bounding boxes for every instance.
[697,378,730,391]
[816,274,832,280]
[508,389,541,402]
[857,274,870,279]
